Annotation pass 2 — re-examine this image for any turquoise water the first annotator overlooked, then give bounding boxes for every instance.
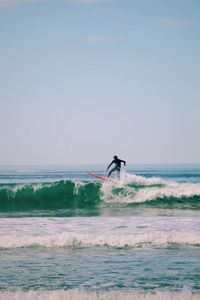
[0,164,200,299]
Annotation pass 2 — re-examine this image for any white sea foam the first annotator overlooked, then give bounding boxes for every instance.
[0,230,200,249]
[119,172,166,186]
[0,183,43,194]
[101,173,200,204]
[0,215,199,249]
[74,179,91,193]
[0,289,199,300]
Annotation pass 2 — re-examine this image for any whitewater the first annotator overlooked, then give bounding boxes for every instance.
[0,164,200,299]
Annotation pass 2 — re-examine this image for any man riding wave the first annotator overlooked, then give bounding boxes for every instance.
[107,155,126,178]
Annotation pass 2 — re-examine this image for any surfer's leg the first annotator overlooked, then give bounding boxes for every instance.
[108,166,117,178]
[108,169,113,177]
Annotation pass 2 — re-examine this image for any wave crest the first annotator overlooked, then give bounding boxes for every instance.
[1,230,199,249]
[0,180,101,211]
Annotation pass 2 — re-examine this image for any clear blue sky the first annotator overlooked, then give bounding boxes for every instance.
[0,0,199,164]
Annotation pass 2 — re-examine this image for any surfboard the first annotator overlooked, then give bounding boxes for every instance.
[86,171,111,182]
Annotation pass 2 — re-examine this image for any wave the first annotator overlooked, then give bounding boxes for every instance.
[0,180,101,212]
[0,174,200,212]
[0,289,199,300]
[1,230,199,249]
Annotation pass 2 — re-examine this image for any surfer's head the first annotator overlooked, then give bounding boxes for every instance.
[113,155,118,160]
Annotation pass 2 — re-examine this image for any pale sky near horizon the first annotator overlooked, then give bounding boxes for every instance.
[0,0,199,165]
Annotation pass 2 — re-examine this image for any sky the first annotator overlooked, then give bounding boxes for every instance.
[0,0,199,165]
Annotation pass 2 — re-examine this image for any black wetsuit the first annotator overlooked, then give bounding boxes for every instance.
[107,157,126,178]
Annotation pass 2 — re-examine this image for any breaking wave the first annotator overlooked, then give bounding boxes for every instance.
[0,180,101,211]
[0,173,200,212]
[1,230,200,249]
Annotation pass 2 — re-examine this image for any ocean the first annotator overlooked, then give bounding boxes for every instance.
[0,164,200,300]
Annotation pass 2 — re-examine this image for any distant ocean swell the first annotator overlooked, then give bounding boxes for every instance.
[0,174,200,211]
[1,230,200,249]
[0,289,199,300]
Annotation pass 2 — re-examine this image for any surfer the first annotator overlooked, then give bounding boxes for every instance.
[107,155,126,178]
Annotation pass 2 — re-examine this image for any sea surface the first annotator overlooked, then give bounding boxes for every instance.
[0,164,200,300]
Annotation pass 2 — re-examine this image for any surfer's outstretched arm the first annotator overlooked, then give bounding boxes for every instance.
[106,160,114,171]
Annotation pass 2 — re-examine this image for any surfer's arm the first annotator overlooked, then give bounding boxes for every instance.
[120,159,126,166]
[106,161,114,171]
